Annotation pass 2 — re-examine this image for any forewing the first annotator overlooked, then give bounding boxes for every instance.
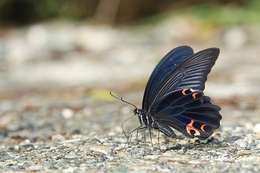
[142,46,194,111]
[152,89,221,139]
[150,48,219,108]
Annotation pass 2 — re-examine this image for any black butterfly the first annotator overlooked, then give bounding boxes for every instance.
[112,46,222,140]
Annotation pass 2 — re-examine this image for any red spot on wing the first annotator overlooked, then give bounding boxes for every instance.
[186,119,200,136]
[192,93,198,100]
[182,89,189,95]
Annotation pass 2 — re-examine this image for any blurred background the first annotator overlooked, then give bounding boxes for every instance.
[1,0,260,93]
[0,0,260,156]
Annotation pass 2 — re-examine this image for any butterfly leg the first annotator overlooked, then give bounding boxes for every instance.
[121,125,131,145]
[129,126,146,135]
[148,126,153,147]
[136,126,145,142]
[143,128,146,145]
[136,128,139,141]
[155,129,162,151]
[128,126,147,144]
[157,130,160,145]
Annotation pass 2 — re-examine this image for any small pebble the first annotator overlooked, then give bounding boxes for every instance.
[65,152,79,159]
[28,165,43,171]
[62,108,74,119]
[253,123,260,133]
[51,134,65,142]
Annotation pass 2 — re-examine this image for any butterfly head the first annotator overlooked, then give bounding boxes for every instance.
[133,108,143,116]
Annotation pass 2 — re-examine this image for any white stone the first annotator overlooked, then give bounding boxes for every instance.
[254,124,260,133]
[62,108,74,119]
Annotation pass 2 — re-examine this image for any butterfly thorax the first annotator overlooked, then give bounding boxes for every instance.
[134,108,156,128]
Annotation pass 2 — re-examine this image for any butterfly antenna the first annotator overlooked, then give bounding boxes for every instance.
[109,91,137,109]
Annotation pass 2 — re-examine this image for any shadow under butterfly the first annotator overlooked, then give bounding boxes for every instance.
[111,45,222,140]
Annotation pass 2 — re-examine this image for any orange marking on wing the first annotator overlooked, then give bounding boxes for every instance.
[182,89,189,95]
[186,120,200,136]
[200,124,206,132]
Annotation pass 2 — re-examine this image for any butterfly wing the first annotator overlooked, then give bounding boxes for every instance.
[149,48,220,109]
[142,46,194,111]
[144,47,221,139]
[151,89,221,139]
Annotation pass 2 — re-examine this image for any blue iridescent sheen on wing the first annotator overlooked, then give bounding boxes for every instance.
[142,46,194,111]
[149,48,220,108]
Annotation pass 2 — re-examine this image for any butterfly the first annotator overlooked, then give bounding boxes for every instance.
[112,46,222,140]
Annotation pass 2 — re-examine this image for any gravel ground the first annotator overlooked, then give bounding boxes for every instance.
[0,91,260,173]
[0,20,260,172]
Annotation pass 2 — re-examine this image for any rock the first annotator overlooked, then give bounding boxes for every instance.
[63,167,76,173]
[28,165,43,171]
[234,134,255,149]
[234,139,248,149]
[61,108,74,119]
[90,145,110,155]
[51,134,65,142]
[253,123,260,133]
[64,152,79,159]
